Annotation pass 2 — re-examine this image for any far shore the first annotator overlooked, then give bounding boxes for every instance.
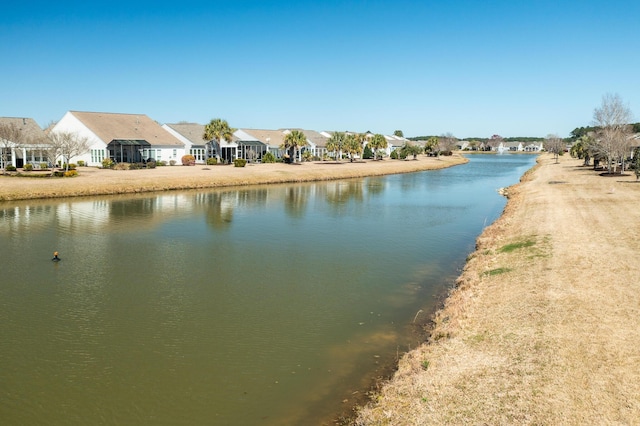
[0,155,467,201]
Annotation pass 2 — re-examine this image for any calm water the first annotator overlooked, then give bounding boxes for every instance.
[0,154,536,425]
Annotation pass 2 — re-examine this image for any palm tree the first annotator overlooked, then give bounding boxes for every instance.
[368,134,387,160]
[570,134,595,166]
[344,133,362,162]
[326,131,346,162]
[425,136,439,156]
[281,130,307,163]
[203,118,236,162]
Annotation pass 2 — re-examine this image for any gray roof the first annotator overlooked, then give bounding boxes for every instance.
[70,111,183,147]
[165,122,208,145]
[166,122,240,144]
[0,117,48,144]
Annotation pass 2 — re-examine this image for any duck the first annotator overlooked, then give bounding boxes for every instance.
[52,251,61,262]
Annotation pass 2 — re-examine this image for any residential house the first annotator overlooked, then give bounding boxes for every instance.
[523,142,544,152]
[0,117,50,168]
[500,141,524,152]
[298,129,329,159]
[51,111,185,166]
[238,129,289,160]
[162,122,209,163]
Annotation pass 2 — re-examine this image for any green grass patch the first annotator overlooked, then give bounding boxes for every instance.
[498,239,536,253]
[484,267,512,276]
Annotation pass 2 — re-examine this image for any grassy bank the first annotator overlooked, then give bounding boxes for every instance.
[355,154,640,424]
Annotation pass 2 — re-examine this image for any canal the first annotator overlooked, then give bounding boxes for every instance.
[0,154,537,425]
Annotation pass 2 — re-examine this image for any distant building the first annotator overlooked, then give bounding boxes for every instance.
[0,117,49,168]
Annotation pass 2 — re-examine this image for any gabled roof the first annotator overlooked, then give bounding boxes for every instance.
[239,129,288,147]
[164,122,208,145]
[70,111,183,147]
[0,117,47,144]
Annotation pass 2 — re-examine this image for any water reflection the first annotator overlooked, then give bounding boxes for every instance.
[0,154,538,425]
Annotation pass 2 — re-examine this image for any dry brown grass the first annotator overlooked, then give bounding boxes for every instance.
[0,155,466,201]
[356,155,640,425]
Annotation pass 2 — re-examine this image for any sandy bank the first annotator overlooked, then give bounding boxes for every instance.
[0,155,466,201]
[356,154,640,424]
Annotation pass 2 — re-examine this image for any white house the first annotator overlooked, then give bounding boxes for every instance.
[163,122,210,163]
[51,111,186,166]
[0,117,50,168]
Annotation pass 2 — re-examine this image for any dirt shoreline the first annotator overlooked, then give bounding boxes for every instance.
[356,154,640,424]
[0,155,466,201]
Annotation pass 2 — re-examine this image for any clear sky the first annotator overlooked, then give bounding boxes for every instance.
[2,0,639,138]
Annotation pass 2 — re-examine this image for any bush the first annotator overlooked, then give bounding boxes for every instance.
[64,170,78,177]
[77,160,85,167]
[146,161,156,169]
[157,161,167,166]
[40,163,49,169]
[169,160,176,166]
[181,154,196,166]
[102,158,114,169]
[53,170,65,177]
[114,162,129,170]
[234,158,247,167]
[23,164,34,171]
[363,145,374,159]
[262,152,276,163]
[206,157,218,165]
[5,165,17,171]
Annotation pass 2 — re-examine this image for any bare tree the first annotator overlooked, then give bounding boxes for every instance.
[592,93,634,174]
[0,122,24,173]
[438,132,458,154]
[486,134,503,151]
[47,131,90,171]
[545,134,565,163]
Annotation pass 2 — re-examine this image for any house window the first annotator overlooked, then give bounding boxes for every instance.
[173,149,177,159]
[191,148,205,161]
[91,149,105,164]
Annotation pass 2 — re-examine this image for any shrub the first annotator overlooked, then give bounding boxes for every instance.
[363,145,374,159]
[206,157,218,165]
[77,160,85,167]
[40,163,49,169]
[169,160,176,166]
[146,161,156,169]
[64,170,78,177]
[234,158,247,167]
[102,158,114,169]
[181,154,196,166]
[262,152,276,163]
[114,162,129,170]
[53,170,65,177]
[390,150,398,160]
[5,165,17,171]
[24,164,34,171]
[157,161,167,166]
[129,163,143,170]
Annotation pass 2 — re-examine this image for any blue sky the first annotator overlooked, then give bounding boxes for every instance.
[2,0,638,138]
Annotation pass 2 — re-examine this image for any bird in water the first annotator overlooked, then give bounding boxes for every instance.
[52,251,61,262]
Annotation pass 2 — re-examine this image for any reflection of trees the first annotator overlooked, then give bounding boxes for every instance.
[325,180,364,206]
[237,188,268,209]
[201,192,235,230]
[365,178,385,196]
[284,186,309,218]
[110,198,157,218]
